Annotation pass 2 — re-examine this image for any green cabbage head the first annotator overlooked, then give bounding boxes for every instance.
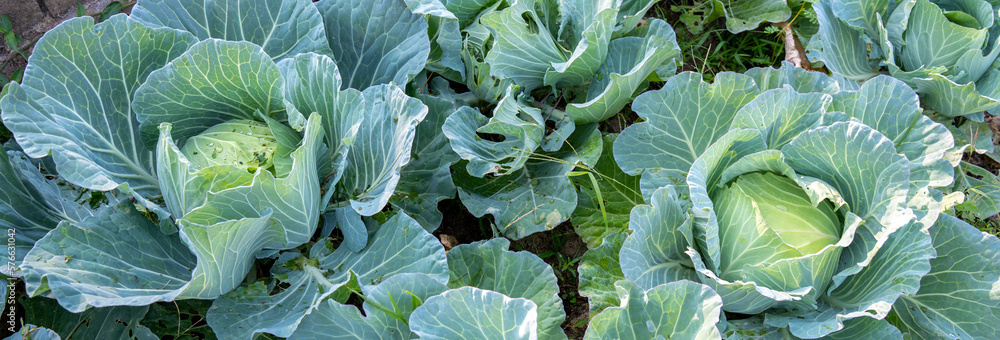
[582,64,1000,339]
[810,0,1000,118]
[712,172,842,286]
[181,119,284,173]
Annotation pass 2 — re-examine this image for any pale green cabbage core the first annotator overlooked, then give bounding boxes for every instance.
[181,120,278,173]
[712,172,841,275]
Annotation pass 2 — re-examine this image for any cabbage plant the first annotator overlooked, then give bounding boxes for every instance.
[579,63,1000,338]
[420,0,683,240]
[810,0,1000,118]
[0,0,571,338]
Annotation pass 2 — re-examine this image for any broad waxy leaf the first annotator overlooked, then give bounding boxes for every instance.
[888,214,1000,339]
[453,160,577,239]
[316,0,430,89]
[410,287,539,340]
[744,61,840,94]
[405,0,466,81]
[0,151,98,276]
[211,212,448,339]
[810,0,879,81]
[718,0,791,33]
[729,88,831,150]
[721,316,788,339]
[828,75,959,228]
[620,186,698,290]
[17,296,155,340]
[481,0,616,90]
[448,238,566,339]
[276,52,363,193]
[782,121,912,233]
[288,273,448,339]
[318,213,450,287]
[5,325,61,340]
[389,93,461,232]
[208,262,335,340]
[954,161,1000,218]
[820,317,902,339]
[0,15,197,195]
[584,280,723,339]
[131,0,330,60]
[134,39,285,145]
[462,14,516,104]
[337,84,428,218]
[565,19,681,123]
[443,88,544,177]
[20,202,198,312]
[614,72,759,180]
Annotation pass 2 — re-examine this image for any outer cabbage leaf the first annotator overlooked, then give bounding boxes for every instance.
[443,88,544,177]
[288,273,448,339]
[578,232,627,315]
[5,325,60,340]
[888,214,1000,339]
[953,161,1000,218]
[584,280,723,339]
[809,0,879,81]
[571,135,642,248]
[409,287,539,340]
[337,84,428,218]
[615,0,659,37]
[209,212,448,339]
[721,0,790,33]
[447,238,566,339]
[131,0,329,60]
[20,202,198,312]
[462,15,515,104]
[404,0,466,81]
[15,296,155,340]
[453,160,576,239]
[316,0,430,89]
[389,93,461,232]
[565,19,681,123]
[821,318,902,339]
[620,186,698,290]
[134,39,285,144]
[276,52,364,195]
[744,61,840,94]
[729,88,831,150]
[721,315,789,339]
[0,15,197,194]
[614,72,759,180]
[828,76,959,228]
[207,261,335,340]
[0,151,97,276]
[481,0,616,90]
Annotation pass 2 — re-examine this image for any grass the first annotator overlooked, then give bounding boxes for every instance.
[651,1,787,82]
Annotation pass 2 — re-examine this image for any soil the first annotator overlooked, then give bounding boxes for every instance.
[434,199,591,338]
[511,221,590,339]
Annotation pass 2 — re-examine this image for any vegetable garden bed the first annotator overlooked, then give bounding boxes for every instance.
[1,0,999,339]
